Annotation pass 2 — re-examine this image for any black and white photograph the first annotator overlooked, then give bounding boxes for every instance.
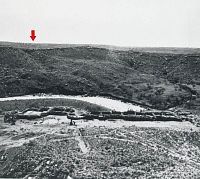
[0,0,200,178]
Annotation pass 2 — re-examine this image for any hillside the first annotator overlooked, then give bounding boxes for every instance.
[1,41,200,54]
[0,42,200,111]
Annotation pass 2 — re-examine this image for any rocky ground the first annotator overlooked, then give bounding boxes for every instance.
[0,115,200,179]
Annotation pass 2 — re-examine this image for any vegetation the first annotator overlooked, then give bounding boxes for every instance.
[0,42,200,111]
[0,98,109,113]
[1,122,200,178]
[1,42,200,179]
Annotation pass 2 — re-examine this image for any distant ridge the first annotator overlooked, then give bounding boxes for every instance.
[0,41,200,54]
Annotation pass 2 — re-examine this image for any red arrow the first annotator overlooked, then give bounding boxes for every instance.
[30,30,36,41]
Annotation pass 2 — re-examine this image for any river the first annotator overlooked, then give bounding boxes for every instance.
[0,94,145,112]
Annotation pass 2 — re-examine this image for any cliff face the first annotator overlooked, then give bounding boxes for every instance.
[0,42,200,110]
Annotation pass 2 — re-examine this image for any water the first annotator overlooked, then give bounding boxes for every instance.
[0,94,145,112]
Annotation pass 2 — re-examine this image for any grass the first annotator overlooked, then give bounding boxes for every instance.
[0,98,109,113]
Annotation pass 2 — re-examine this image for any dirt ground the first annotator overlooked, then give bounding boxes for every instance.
[0,115,200,178]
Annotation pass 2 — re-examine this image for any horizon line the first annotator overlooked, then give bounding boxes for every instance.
[0,40,200,50]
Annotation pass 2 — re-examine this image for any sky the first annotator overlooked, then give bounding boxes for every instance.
[0,0,200,47]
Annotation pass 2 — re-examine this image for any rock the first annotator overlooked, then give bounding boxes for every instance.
[1,155,7,161]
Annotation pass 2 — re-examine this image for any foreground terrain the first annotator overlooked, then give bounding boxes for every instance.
[0,115,200,178]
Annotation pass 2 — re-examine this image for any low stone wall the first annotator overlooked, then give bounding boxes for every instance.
[4,107,191,124]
